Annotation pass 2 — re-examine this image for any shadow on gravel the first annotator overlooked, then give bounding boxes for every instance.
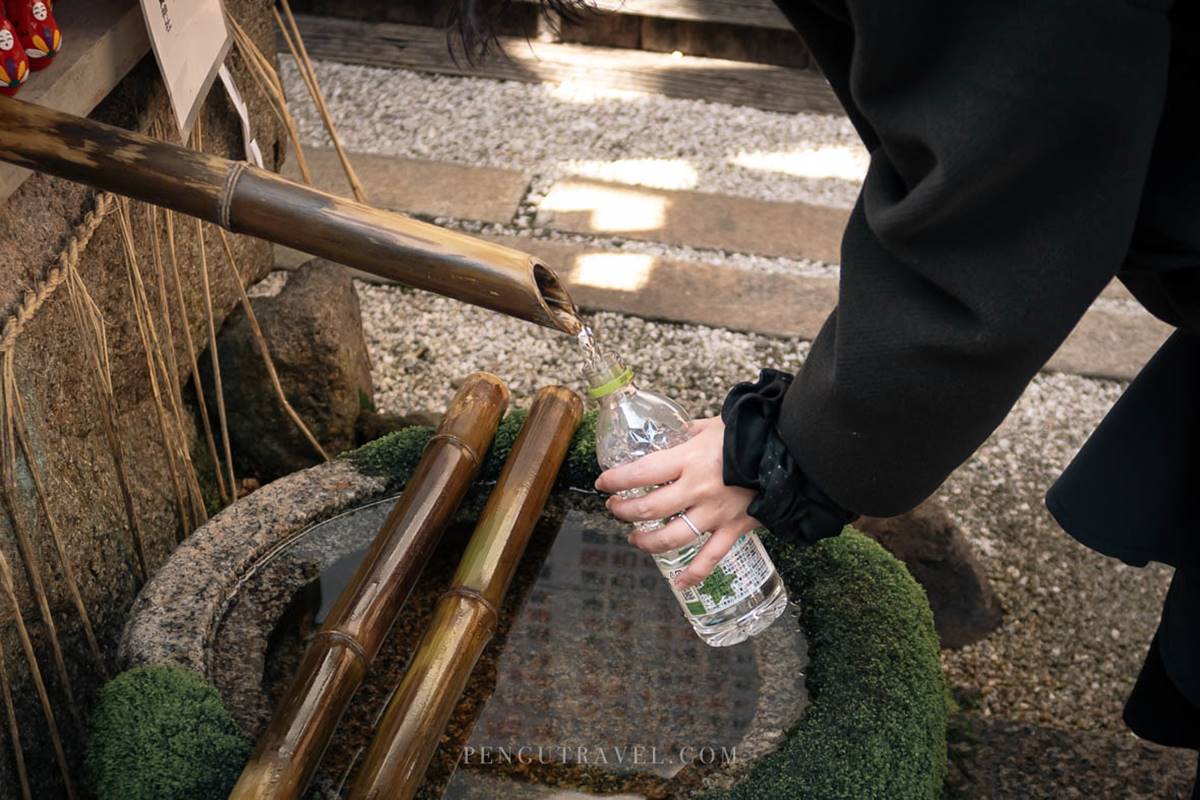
[947,709,1195,799]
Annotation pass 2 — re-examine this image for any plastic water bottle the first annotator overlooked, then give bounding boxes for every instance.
[581,329,789,647]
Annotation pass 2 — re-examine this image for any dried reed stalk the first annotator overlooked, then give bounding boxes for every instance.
[147,200,183,407]
[163,207,229,506]
[275,0,367,202]
[137,204,209,525]
[190,120,239,499]
[10,391,105,675]
[215,229,329,463]
[227,13,313,184]
[0,543,74,798]
[0,355,79,729]
[0,639,31,800]
[115,199,193,539]
[64,260,148,580]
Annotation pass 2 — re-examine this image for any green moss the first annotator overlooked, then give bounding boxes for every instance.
[346,409,601,490]
[346,424,435,483]
[704,529,948,800]
[558,409,599,489]
[85,664,251,800]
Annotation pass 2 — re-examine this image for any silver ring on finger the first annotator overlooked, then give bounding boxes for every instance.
[679,511,705,547]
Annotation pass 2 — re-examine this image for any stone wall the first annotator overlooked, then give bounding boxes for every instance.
[0,2,284,794]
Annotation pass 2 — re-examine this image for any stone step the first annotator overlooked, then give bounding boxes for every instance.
[544,0,794,30]
[280,147,528,224]
[524,0,811,70]
[288,14,842,116]
[500,235,838,340]
[535,177,849,264]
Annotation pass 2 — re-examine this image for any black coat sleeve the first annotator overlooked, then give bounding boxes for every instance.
[775,0,1173,517]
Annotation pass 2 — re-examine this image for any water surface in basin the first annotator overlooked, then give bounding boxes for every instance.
[212,492,808,799]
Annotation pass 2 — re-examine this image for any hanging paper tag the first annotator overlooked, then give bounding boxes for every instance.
[139,0,231,140]
[218,64,264,168]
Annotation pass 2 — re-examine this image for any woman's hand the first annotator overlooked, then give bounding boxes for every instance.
[594,416,760,589]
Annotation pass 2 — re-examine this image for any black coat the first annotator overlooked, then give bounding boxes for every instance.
[771,0,1200,748]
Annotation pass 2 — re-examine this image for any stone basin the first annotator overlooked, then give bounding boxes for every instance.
[122,457,810,799]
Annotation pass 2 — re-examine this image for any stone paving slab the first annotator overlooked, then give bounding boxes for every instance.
[292,15,843,116]
[501,235,836,339]
[1046,307,1171,381]
[534,177,849,264]
[280,147,529,224]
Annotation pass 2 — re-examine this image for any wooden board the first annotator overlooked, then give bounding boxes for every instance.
[637,17,809,68]
[0,0,150,202]
[289,15,842,116]
[287,0,538,37]
[528,0,794,30]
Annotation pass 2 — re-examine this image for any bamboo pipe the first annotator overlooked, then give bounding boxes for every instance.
[348,386,583,800]
[0,97,582,334]
[230,373,510,800]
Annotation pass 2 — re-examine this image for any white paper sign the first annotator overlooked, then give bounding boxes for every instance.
[218,64,264,167]
[140,0,232,139]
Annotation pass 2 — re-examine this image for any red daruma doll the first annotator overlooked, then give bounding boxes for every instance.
[0,16,29,96]
[5,0,59,71]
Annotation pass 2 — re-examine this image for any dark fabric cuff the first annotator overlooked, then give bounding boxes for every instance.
[721,369,855,544]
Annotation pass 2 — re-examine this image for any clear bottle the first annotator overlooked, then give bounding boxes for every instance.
[584,346,789,647]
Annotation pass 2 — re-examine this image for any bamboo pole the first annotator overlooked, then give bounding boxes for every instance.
[0,97,582,334]
[348,385,583,800]
[230,373,510,800]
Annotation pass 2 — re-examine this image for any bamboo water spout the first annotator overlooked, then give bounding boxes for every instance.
[348,385,583,800]
[0,97,582,333]
[229,373,510,800]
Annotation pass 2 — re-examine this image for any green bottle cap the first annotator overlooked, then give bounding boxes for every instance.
[586,366,634,399]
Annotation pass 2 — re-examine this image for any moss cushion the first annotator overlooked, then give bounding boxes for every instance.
[85,664,250,800]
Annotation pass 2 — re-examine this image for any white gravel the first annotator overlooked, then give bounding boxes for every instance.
[281,59,867,210]
[935,372,1174,734]
[357,282,809,416]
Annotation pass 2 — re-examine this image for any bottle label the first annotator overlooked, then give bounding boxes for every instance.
[667,533,775,617]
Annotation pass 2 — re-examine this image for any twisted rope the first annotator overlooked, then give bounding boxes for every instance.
[0,192,114,355]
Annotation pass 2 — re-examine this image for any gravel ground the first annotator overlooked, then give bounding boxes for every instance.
[356,284,810,414]
[282,60,867,210]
